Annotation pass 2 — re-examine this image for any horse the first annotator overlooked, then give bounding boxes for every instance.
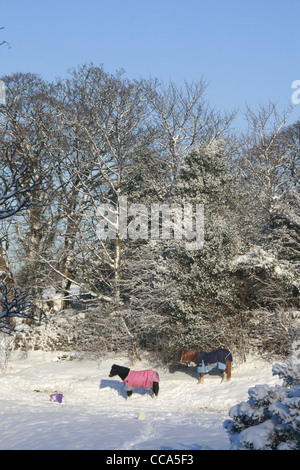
[109,364,159,398]
[181,348,232,384]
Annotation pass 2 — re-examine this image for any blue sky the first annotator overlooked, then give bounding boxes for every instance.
[1,0,300,127]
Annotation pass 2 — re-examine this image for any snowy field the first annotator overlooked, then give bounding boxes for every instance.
[0,350,283,451]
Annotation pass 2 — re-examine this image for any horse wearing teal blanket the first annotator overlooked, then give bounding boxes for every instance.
[181,348,232,384]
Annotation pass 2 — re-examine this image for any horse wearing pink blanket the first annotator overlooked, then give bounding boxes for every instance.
[109,364,159,398]
[124,369,159,390]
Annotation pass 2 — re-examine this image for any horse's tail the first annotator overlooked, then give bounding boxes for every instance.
[225,351,233,363]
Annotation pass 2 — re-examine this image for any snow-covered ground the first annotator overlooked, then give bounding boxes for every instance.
[0,350,283,450]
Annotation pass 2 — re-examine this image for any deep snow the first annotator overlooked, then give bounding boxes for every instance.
[0,350,282,450]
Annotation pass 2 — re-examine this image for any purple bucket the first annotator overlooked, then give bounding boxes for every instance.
[50,393,63,403]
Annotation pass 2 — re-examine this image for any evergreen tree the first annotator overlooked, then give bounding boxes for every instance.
[225,347,300,450]
[170,139,243,349]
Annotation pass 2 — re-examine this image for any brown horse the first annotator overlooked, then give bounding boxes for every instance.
[181,348,232,384]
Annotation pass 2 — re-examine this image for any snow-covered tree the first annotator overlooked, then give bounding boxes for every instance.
[169,139,243,350]
[238,102,293,213]
[0,73,60,299]
[266,191,299,283]
[225,348,300,450]
[0,246,33,334]
[148,79,235,187]
[229,244,298,356]
[0,73,53,330]
[64,66,154,311]
[228,106,300,356]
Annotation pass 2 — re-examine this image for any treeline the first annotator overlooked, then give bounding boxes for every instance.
[0,65,299,360]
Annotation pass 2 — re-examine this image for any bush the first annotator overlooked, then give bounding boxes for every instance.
[224,350,300,450]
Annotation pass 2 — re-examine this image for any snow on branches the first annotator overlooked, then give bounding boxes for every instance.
[225,349,300,450]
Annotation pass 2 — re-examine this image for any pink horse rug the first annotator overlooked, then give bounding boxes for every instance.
[124,369,159,391]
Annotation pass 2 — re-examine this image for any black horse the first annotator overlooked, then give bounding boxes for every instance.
[109,364,159,398]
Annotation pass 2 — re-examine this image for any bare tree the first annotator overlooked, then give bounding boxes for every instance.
[0,73,59,303]
[238,102,293,212]
[0,74,45,219]
[40,65,154,311]
[148,79,235,189]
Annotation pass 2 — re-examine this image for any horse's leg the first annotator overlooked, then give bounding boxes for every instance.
[224,360,231,382]
[198,373,204,384]
[152,381,159,397]
[127,390,133,399]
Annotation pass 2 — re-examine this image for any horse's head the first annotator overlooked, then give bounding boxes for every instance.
[181,349,198,364]
[181,350,189,363]
[109,364,118,377]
